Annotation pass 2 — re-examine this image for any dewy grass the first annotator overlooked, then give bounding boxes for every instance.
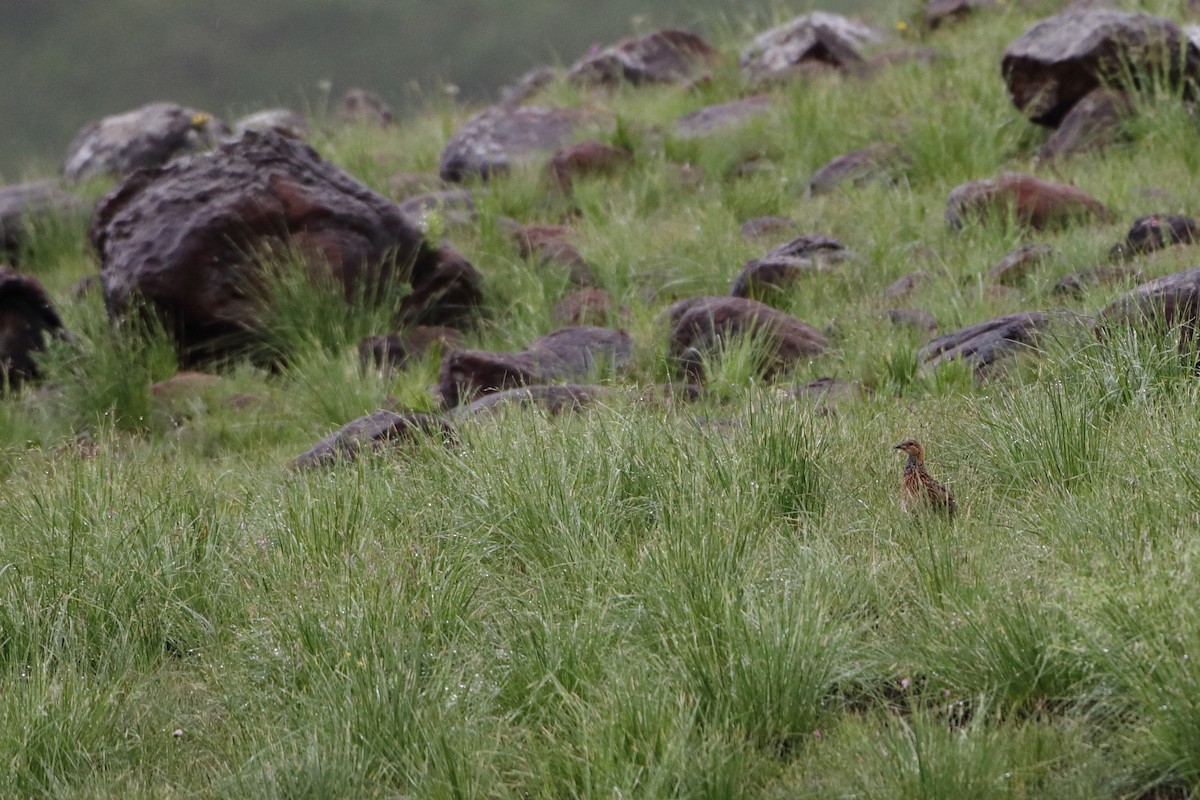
[10,2,1200,796]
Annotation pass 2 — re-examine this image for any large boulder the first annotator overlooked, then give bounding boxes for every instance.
[740,13,883,83]
[666,296,828,380]
[1097,267,1200,336]
[675,95,774,139]
[291,411,454,469]
[731,235,852,301]
[945,173,1111,230]
[64,102,225,183]
[919,311,1052,376]
[0,266,68,390]
[438,326,633,408]
[91,130,481,362]
[0,181,87,260]
[1002,10,1200,126]
[568,29,719,86]
[439,105,589,182]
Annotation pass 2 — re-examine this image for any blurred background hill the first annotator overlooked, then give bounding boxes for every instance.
[1,0,875,180]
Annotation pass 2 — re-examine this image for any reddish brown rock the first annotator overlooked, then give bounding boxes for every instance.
[987,244,1053,285]
[64,102,225,183]
[740,13,882,83]
[291,411,454,469]
[731,235,852,301]
[335,88,394,126]
[554,288,613,326]
[439,105,589,182]
[545,141,633,192]
[920,311,1052,376]
[0,266,68,390]
[807,143,905,195]
[1109,214,1200,260]
[568,29,719,86]
[1038,88,1130,161]
[91,130,481,363]
[675,95,773,139]
[1002,10,1200,126]
[666,296,828,381]
[945,173,1112,230]
[438,326,632,408]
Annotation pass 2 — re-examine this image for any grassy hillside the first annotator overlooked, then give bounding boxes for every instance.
[7,0,1200,796]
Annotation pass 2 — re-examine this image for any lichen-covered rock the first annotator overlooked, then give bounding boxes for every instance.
[64,102,225,182]
[675,95,773,138]
[438,326,633,408]
[666,296,827,380]
[0,181,87,259]
[568,29,719,86]
[987,243,1052,285]
[91,130,481,362]
[741,13,883,83]
[1109,214,1200,260]
[807,143,905,195]
[945,173,1112,230]
[0,266,68,390]
[439,105,589,182]
[731,235,852,300]
[1002,10,1199,126]
[919,311,1052,375]
[291,411,454,469]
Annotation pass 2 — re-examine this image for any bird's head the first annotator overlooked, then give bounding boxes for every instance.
[894,439,925,461]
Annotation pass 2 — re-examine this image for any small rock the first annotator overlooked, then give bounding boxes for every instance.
[741,13,883,83]
[1053,265,1141,298]
[387,172,449,200]
[0,181,87,260]
[1038,88,1130,161]
[64,102,225,182]
[568,29,719,86]
[554,288,613,326]
[233,108,307,140]
[291,411,454,469]
[885,271,931,299]
[512,225,594,286]
[675,95,774,139]
[739,216,796,239]
[784,376,860,413]
[452,384,610,418]
[887,308,938,333]
[439,105,589,182]
[336,88,394,127]
[807,143,905,195]
[1109,214,1200,260]
[359,334,410,372]
[0,266,69,391]
[545,141,633,193]
[920,311,1052,376]
[397,189,477,229]
[987,243,1053,285]
[945,173,1112,230]
[926,0,994,28]
[731,235,852,300]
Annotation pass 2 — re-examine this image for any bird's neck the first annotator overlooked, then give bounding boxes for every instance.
[905,453,924,470]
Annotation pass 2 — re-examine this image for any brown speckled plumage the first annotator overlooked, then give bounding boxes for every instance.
[894,439,956,519]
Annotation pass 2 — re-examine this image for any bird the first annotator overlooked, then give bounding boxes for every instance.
[894,439,957,519]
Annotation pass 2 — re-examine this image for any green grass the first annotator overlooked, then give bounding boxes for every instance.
[7,0,1200,796]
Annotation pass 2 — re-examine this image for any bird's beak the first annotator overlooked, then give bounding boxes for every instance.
[893,443,903,450]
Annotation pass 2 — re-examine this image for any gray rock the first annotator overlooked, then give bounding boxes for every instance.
[731,235,852,301]
[439,105,589,182]
[0,181,87,259]
[291,411,454,469]
[1053,265,1141,298]
[499,67,556,105]
[396,189,478,229]
[920,311,1052,375]
[675,95,773,139]
[741,13,883,83]
[452,384,610,418]
[885,271,931,299]
[233,108,307,140]
[1038,88,1130,161]
[987,243,1053,285]
[1097,267,1200,334]
[568,29,718,86]
[1002,10,1200,126]
[64,102,225,182]
[336,88,394,126]
[887,308,938,333]
[807,143,905,195]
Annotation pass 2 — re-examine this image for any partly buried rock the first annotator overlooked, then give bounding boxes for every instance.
[64,102,225,183]
[545,141,633,192]
[731,235,852,300]
[360,326,462,372]
[291,411,454,469]
[807,143,905,195]
[987,243,1052,285]
[438,326,633,408]
[740,12,883,83]
[335,88,394,126]
[675,95,774,139]
[1038,88,1130,161]
[1002,9,1200,126]
[0,266,68,390]
[554,288,613,326]
[1053,265,1141,298]
[1097,267,1200,336]
[1109,214,1199,260]
[439,105,590,182]
[91,130,482,362]
[919,311,1052,376]
[666,296,828,380]
[233,108,307,140]
[945,173,1112,230]
[0,181,87,259]
[451,384,610,418]
[568,29,719,86]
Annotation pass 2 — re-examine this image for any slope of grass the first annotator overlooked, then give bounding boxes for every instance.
[5,0,1200,796]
